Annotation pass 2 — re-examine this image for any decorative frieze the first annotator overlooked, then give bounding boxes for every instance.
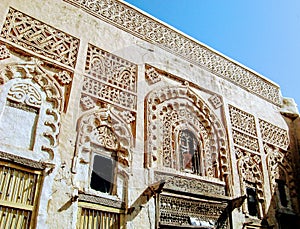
[229,105,257,137]
[79,193,125,209]
[259,119,289,150]
[232,129,260,152]
[159,194,227,227]
[155,172,226,196]
[64,0,281,105]
[0,8,79,68]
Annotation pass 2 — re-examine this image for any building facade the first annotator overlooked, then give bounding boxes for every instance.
[0,0,299,228]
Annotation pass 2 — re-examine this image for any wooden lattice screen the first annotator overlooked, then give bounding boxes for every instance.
[77,202,123,229]
[0,161,43,228]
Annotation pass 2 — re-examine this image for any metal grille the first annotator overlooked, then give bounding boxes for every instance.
[78,207,120,229]
[0,161,43,229]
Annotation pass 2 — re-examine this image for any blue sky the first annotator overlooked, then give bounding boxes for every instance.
[124,0,300,108]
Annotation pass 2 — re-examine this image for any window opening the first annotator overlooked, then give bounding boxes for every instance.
[276,179,288,207]
[179,129,201,175]
[246,187,258,217]
[90,154,115,194]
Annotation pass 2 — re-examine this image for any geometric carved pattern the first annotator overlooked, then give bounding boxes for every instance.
[155,172,226,196]
[232,129,260,152]
[82,44,137,112]
[78,193,125,209]
[0,45,10,60]
[229,105,260,153]
[64,0,281,105]
[208,94,223,109]
[159,194,227,227]
[147,85,229,181]
[259,119,289,150]
[229,105,257,136]
[145,65,162,85]
[0,8,79,68]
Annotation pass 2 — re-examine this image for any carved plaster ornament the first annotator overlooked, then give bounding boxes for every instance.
[0,7,79,68]
[0,45,10,60]
[235,148,265,218]
[0,59,63,160]
[145,66,162,85]
[265,144,298,211]
[146,85,229,181]
[73,106,133,173]
[64,0,281,105]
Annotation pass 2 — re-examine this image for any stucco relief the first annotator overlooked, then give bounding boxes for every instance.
[259,119,289,150]
[158,193,227,228]
[82,43,137,112]
[146,82,229,181]
[0,53,68,160]
[64,0,281,105]
[72,106,132,202]
[235,147,265,218]
[0,7,79,68]
[265,144,298,212]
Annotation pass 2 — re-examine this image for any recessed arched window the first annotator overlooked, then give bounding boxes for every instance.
[178,129,201,175]
[246,185,259,217]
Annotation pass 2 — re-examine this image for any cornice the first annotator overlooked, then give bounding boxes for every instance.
[63,0,281,105]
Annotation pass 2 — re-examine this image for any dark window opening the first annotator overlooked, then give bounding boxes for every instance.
[276,179,288,207]
[179,129,201,175]
[90,154,114,194]
[246,187,258,217]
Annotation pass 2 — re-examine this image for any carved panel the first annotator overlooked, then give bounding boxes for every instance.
[81,44,137,113]
[229,105,257,137]
[78,193,125,209]
[75,107,133,168]
[232,129,260,152]
[0,8,79,68]
[145,66,162,85]
[235,147,265,217]
[208,94,223,109]
[155,172,226,196]
[265,144,298,211]
[158,194,227,227]
[0,58,67,159]
[7,83,42,108]
[64,0,281,105]
[146,82,229,181]
[259,119,289,150]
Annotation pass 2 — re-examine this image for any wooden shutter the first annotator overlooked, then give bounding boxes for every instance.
[0,161,43,228]
[77,202,124,229]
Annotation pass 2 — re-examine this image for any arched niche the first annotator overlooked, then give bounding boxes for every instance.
[145,85,229,181]
[0,59,63,161]
[72,106,133,201]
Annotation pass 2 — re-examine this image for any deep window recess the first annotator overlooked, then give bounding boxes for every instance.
[90,154,114,194]
[246,187,258,217]
[276,179,288,207]
[179,129,201,175]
